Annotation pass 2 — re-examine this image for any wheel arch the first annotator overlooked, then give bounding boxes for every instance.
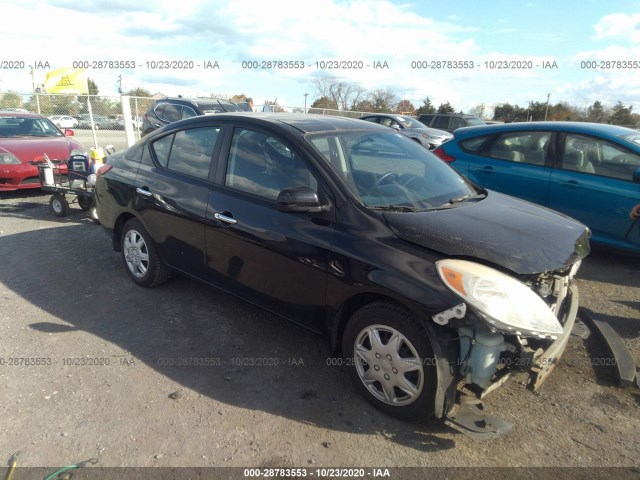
[112,212,137,251]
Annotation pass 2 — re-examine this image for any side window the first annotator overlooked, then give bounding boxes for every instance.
[159,103,181,122]
[152,134,173,167]
[460,135,490,152]
[488,132,550,165]
[562,133,640,180]
[182,106,197,119]
[151,127,220,179]
[432,116,450,130]
[225,128,318,201]
[418,115,434,126]
[450,117,467,130]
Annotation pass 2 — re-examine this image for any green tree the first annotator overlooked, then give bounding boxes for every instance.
[309,96,338,111]
[125,87,152,98]
[0,92,23,109]
[351,99,375,112]
[369,88,396,113]
[608,102,634,126]
[436,101,455,114]
[585,101,608,123]
[415,97,436,115]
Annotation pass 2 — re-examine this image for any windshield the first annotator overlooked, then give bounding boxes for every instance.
[394,116,424,129]
[466,117,485,126]
[307,130,477,210]
[0,117,63,138]
[620,132,640,147]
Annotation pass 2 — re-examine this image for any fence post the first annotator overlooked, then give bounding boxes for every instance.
[121,95,135,147]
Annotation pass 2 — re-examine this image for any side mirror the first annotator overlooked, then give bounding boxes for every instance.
[277,187,328,213]
[633,167,640,183]
[64,129,74,137]
[391,124,401,131]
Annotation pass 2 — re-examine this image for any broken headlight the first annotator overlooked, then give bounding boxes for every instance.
[436,259,563,337]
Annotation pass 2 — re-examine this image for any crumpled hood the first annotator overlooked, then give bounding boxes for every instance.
[0,137,79,163]
[383,191,590,275]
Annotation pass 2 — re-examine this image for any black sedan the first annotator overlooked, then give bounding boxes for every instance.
[96,113,589,437]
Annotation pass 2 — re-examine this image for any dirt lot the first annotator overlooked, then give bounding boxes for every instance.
[0,190,639,477]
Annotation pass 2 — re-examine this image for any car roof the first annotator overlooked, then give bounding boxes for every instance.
[0,111,43,119]
[165,112,391,134]
[454,121,639,138]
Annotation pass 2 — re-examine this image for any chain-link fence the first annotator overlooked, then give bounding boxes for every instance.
[0,92,155,150]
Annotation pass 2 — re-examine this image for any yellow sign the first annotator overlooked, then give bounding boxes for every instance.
[43,67,89,94]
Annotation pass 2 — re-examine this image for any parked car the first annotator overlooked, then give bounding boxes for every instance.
[0,112,85,190]
[77,114,110,130]
[418,113,485,132]
[433,121,640,254]
[96,113,589,436]
[141,97,243,136]
[111,116,144,131]
[48,115,78,129]
[359,114,452,149]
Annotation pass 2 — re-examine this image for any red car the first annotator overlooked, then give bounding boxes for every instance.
[0,111,86,191]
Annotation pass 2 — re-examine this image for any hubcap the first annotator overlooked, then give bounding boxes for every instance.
[354,324,424,406]
[123,229,149,278]
[52,199,62,213]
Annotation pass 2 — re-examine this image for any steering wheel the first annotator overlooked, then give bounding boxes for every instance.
[373,171,399,189]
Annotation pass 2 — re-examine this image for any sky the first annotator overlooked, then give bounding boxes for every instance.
[1,0,640,115]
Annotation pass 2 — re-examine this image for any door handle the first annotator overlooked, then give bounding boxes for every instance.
[136,187,152,197]
[560,180,579,189]
[214,212,237,225]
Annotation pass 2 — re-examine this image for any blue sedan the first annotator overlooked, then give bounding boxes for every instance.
[433,122,640,253]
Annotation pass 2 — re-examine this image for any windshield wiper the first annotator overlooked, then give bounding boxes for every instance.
[441,192,486,207]
[371,205,417,212]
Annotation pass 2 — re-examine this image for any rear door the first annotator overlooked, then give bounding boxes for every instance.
[466,130,554,206]
[547,132,640,251]
[134,124,223,276]
[203,126,336,330]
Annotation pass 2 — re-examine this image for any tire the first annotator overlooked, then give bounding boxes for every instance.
[120,219,170,287]
[49,194,69,217]
[88,205,100,225]
[342,301,437,421]
[78,195,92,211]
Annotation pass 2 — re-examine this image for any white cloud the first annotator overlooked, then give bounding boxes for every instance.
[593,13,640,43]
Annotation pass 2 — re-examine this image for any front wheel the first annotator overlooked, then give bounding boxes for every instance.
[49,194,69,217]
[342,301,437,421]
[120,219,170,287]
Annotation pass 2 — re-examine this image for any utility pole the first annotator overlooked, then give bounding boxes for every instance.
[544,93,551,121]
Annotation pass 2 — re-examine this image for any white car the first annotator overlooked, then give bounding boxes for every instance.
[48,115,78,129]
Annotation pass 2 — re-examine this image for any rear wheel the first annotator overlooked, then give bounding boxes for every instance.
[120,219,170,287]
[342,301,437,420]
[49,194,69,217]
[78,195,92,211]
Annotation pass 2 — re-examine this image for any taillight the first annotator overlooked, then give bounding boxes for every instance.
[96,164,112,180]
[433,146,456,163]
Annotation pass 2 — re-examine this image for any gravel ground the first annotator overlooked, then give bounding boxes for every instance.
[0,190,638,478]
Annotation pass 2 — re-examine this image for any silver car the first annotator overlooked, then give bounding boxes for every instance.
[360,114,453,149]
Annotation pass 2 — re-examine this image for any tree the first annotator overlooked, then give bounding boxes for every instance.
[309,96,338,112]
[229,94,249,103]
[608,102,634,126]
[125,87,152,98]
[369,88,396,113]
[395,99,415,114]
[436,101,456,114]
[351,99,375,112]
[585,101,608,123]
[311,76,365,110]
[415,97,436,115]
[0,92,23,109]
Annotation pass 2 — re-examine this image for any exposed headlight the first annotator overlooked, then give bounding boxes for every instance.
[0,153,20,165]
[436,259,563,337]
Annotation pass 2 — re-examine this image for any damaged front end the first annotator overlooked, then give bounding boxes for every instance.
[431,259,582,439]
